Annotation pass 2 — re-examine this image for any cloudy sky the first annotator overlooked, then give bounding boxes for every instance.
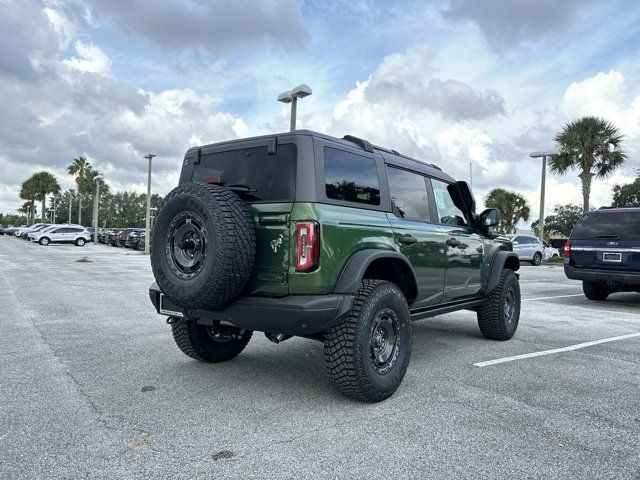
[1,0,640,225]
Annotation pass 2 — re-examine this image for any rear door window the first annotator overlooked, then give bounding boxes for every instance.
[194,144,297,202]
[387,166,430,221]
[324,147,380,206]
[571,211,640,241]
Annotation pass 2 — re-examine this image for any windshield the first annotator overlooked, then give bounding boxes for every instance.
[571,211,640,241]
[193,144,297,202]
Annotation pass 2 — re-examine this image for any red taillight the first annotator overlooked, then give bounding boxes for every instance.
[120,233,125,238]
[564,241,571,258]
[295,222,319,272]
[202,177,222,184]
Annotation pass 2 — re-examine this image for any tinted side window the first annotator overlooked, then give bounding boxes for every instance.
[52,228,66,234]
[71,228,84,233]
[387,167,430,221]
[431,179,467,226]
[324,147,380,205]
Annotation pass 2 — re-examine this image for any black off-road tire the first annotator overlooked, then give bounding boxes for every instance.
[171,320,252,363]
[151,182,255,309]
[532,252,542,266]
[323,280,412,402]
[582,281,609,301]
[477,269,520,341]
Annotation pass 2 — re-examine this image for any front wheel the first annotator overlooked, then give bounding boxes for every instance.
[39,237,50,246]
[477,269,520,340]
[531,252,542,266]
[583,281,609,301]
[323,280,412,402]
[171,320,252,363]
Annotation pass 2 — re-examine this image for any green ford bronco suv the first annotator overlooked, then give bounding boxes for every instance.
[148,130,520,402]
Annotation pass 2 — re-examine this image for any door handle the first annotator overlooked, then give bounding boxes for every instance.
[446,238,462,247]
[398,234,418,245]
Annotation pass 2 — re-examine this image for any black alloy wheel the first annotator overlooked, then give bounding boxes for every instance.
[167,212,208,279]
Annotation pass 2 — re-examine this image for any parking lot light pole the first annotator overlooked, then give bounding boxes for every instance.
[68,189,73,223]
[144,153,156,255]
[277,84,312,131]
[529,151,557,242]
[92,175,104,245]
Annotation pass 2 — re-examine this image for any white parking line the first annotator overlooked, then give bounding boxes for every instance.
[474,332,640,367]
[522,293,584,302]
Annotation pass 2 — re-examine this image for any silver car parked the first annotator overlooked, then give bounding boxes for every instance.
[507,234,545,266]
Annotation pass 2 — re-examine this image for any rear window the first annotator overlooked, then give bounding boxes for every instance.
[324,147,380,205]
[571,211,640,241]
[193,144,297,202]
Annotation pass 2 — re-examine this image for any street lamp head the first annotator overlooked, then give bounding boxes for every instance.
[530,151,557,158]
[277,91,293,103]
[277,84,312,104]
[93,174,104,183]
[144,153,157,160]
[290,84,312,99]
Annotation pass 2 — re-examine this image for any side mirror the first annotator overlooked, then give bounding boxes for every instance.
[479,208,499,227]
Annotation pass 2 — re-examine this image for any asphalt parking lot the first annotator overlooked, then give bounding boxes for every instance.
[1,237,639,479]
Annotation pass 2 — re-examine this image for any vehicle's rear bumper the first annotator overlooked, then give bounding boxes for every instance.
[565,265,640,286]
[148,282,354,336]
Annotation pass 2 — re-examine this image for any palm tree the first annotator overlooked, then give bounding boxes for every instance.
[485,188,531,234]
[551,116,627,212]
[31,171,61,222]
[18,201,34,224]
[19,177,38,226]
[68,156,91,225]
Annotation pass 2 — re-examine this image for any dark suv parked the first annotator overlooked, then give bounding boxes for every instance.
[565,207,640,300]
[148,130,521,401]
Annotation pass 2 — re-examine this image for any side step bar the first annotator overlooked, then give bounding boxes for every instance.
[410,299,485,321]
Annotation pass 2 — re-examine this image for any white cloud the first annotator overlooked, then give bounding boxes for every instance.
[62,41,112,75]
[561,70,640,139]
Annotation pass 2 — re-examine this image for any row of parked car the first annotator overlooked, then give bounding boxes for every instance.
[2,223,148,250]
[97,228,148,251]
[5,223,92,246]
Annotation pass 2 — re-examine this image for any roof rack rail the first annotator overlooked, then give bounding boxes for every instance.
[343,135,374,153]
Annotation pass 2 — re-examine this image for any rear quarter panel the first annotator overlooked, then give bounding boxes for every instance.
[288,203,396,294]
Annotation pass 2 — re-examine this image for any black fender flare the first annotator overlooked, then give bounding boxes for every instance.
[484,250,520,294]
[334,249,418,297]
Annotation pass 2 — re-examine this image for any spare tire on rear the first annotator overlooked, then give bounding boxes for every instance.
[151,182,256,309]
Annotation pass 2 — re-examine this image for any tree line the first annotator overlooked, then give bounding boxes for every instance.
[4,156,164,228]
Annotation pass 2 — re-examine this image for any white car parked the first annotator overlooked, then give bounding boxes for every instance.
[506,234,546,266]
[32,225,91,246]
[29,223,83,241]
[542,240,560,260]
[15,223,51,239]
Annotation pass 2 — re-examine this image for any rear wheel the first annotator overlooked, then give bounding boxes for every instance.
[323,280,412,402]
[477,269,520,340]
[582,281,609,301]
[531,252,542,266]
[75,238,86,246]
[171,320,252,362]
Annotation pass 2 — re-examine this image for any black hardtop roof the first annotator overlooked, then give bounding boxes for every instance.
[187,129,453,182]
